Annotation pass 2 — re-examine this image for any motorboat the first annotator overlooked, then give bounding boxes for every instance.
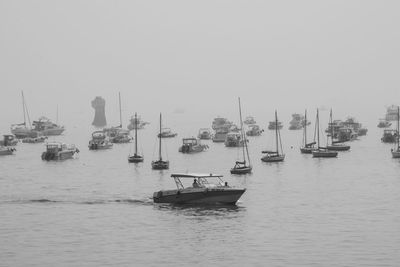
[158,128,178,138]
[381,129,397,143]
[262,111,285,162]
[32,117,65,136]
[268,120,283,130]
[179,138,208,153]
[198,128,212,140]
[127,115,149,130]
[342,117,367,136]
[21,136,48,143]
[88,131,113,150]
[153,173,246,205]
[231,98,252,174]
[0,135,18,146]
[212,129,228,143]
[385,105,398,121]
[105,127,132,144]
[246,124,263,136]
[224,131,244,147]
[128,113,144,163]
[0,146,16,156]
[212,117,232,131]
[289,113,309,130]
[152,113,169,170]
[243,116,256,125]
[377,119,391,128]
[300,110,316,154]
[41,142,79,161]
[312,109,338,158]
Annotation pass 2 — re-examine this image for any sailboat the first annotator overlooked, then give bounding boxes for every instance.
[151,113,170,170]
[128,113,144,163]
[300,109,316,154]
[106,92,132,144]
[11,91,39,138]
[261,110,285,162]
[231,98,252,174]
[391,106,400,158]
[312,109,338,158]
[326,109,350,151]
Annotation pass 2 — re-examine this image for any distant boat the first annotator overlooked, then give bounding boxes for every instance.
[152,113,169,170]
[0,135,18,147]
[157,128,178,138]
[21,136,48,143]
[88,131,113,150]
[262,110,285,162]
[198,128,212,140]
[267,120,283,130]
[179,138,208,153]
[243,116,256,125]
[231,98,252,174]
[0,146,16,156]
[212,117,232,131]
[41,142,79,161]
[391,106,400,158]
[32,116,65,136]
[312,109,338,158]
[377,119,391,128]
[212,129,228,143]
[128,113,144,163]
[326,109,350,151]
[385,105,398,121]
[289,113,309,130]
[300,110,316,154]
[381,129,397,143]
[153,173,246,205]
[127,115,149,130]
[224,131,244,147]
[11,91,39,139]
[107,92,132,144]
[246,124,263,136]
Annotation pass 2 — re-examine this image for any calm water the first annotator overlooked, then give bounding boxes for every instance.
[1,115,400,267]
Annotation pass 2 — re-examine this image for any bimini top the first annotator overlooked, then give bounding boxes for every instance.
[171,173,223,178]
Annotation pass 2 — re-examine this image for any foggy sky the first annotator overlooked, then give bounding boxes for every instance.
[1,0,399,133]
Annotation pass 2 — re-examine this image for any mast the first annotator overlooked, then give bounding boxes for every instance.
[238,97,249,166]
[304,109,307,146]
[397,106,400,150]
[21,91,26,126]
[56,105,59,125]
[118,92,122,128]
[275,110,279,154]
[159,113,162,161]
[134,112,138,155]
[316,109,320,148]
[330,109,334,145]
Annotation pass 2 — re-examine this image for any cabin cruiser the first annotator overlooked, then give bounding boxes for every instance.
[11,124,39,139]
[0,146,16,156]
[212,117,233,131]
[342,117,368,136]
[198,128,212,140]
[0,135,18,146]
[22,136,48,143]
[268,120,283,130]
[104,127,132,143]
[41,142,79,161]
[88,131,113,150]
[153,173,246,205]
[381,129,397,143]
[179,138,208,153]
[212,129,228,143]
[158,128,178,138]
[127,115,149,130]
[224,132,244,147]
[32,117,65,136]
[243,116,256,125]
[246,125,263,136]
[385,105,398,121]
[378,119,391,128]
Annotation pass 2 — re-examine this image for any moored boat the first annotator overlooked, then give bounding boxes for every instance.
[32,117,65,136]
[391,106,400,158]
[198,128,212,140]
[262,110,285,162]
[243,116,256,125]
[224,131,244,147]
[0,146,16,156]
[179,138,208,153]
[153,173,246,205]
[246,124,263,136]
[300,110,316,154]
[158,128,178,138]
[41,142,79,161]
[0,135,18,146]
[381,129,397,143]
[88,131,113,150]
[326,109,350,151]
[312,109,338,158]
[128,113,144,163]
[152,113,169,170]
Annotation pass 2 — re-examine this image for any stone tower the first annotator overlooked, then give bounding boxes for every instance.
[91,96,107,127]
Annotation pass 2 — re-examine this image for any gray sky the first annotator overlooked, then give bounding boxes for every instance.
[1,0,399,132]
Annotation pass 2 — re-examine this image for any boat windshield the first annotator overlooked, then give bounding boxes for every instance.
[172,174,225,189]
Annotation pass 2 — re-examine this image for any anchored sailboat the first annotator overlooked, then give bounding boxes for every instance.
[326,109,350,151]
[312,109,338,158]
[261,110,285,162]
[151,113,169,170]
[11,91,38,138]
[107,92,132,144]
[231,98,252,174]
[128,113,144,163]
[300,109,316,154]
[391,106,400,158]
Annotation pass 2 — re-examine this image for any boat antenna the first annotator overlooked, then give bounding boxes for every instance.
[118,92,122,128]
[238,97,250,166]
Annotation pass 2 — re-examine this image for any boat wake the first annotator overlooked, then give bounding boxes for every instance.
[1,198,154,206]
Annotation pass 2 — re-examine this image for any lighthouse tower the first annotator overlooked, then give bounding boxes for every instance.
[91,96,107,127]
